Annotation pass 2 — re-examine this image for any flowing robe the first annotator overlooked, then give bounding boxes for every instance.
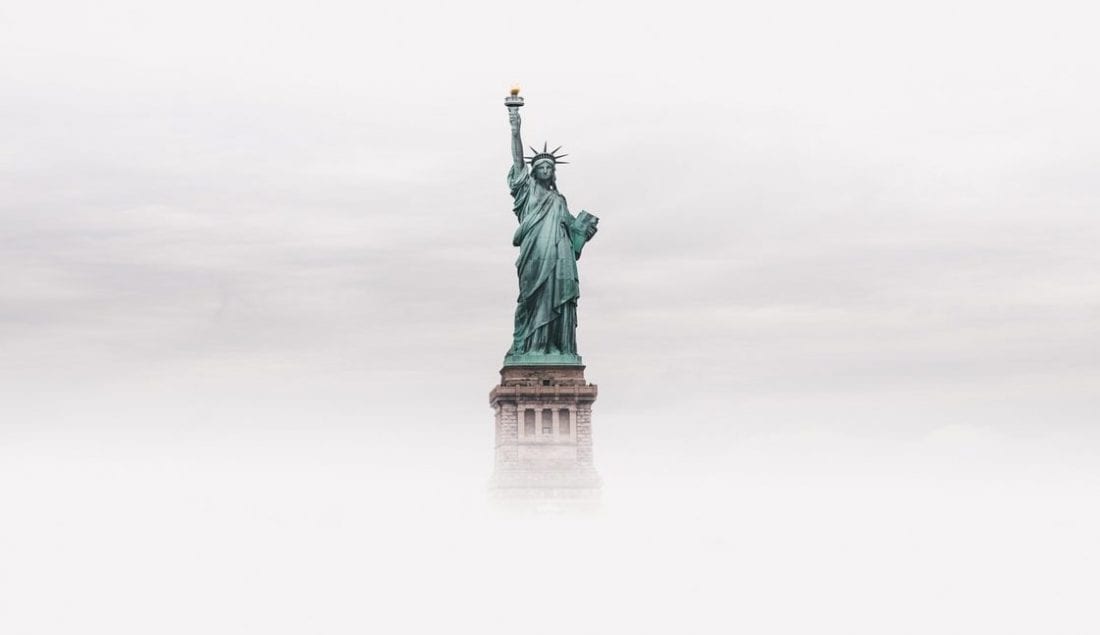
[508,163,581,355]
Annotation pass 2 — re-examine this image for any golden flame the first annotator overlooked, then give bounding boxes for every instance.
[510,85,521,96]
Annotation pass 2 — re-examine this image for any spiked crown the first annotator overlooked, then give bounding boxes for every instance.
[525,142,569,167]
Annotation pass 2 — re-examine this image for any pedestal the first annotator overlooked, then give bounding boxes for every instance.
[489,365,601,506]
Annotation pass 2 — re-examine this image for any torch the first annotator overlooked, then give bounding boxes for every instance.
[504,85,524,110]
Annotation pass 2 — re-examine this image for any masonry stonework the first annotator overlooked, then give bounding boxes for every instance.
[489,365,601,499]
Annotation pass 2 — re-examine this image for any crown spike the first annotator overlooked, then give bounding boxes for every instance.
[551,145,563,155]
[543,142,548,152]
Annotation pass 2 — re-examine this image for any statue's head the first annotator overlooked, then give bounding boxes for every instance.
[533,159,556,184]
[526,143,569,191]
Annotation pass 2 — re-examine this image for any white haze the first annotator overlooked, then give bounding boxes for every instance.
[2,0,1099,633]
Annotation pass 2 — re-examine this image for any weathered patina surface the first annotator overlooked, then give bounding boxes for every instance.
[504,101,598,366]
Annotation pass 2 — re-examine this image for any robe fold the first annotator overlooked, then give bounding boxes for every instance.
[508,163,582,355]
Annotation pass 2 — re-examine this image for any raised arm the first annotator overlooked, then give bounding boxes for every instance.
[509,108,524,170]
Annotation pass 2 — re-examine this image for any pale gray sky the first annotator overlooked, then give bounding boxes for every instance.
[3,0,1097,434]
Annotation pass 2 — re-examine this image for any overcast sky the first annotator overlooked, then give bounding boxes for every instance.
[3,0,1097,435]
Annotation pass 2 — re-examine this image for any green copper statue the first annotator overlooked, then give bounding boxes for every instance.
[504,88,599,366]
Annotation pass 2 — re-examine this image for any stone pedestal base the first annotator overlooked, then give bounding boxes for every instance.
[489,365,600,506]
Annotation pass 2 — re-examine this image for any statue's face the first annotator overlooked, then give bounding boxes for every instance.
[534,162,555,182]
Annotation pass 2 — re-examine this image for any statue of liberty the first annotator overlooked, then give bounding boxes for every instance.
[504,89,599,366]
